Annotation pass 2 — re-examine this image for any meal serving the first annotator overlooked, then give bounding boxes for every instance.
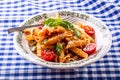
[23,14,97,63]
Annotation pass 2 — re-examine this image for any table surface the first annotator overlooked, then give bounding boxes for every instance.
[0,0,120,80]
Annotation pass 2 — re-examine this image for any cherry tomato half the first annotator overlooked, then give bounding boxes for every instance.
[83,43,96,55]
[84,25,95,36]
[41,49,56,61]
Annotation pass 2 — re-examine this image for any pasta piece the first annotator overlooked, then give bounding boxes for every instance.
[76,22,84,29]
[59,57,64,63]
[44,34,64,45]
[28,40,37,47]
[59,49,65,63]
[33,27,49,37]
[23,27,36,35]
[80,31,95,43]
[60,49,65,58]
[73,55,80,60]
[36,43,42,57]
[66,39,87,49]
[23,29,31,35]
[65,38,72,41]
[65,58,74,62]
[34,36,45,43]
[26,35,34,41]
[63,30,74,38]
[54,26,66,33]
[43,27,55,35]
[40,45,54,50]
[33,28,42,36]
[61,53,72,63]
[54,56,59,62]
[54,48,64,63]
[45,26,66,36]
[23,27,35,35]
[69,48,88,58]
[65,55,80,62]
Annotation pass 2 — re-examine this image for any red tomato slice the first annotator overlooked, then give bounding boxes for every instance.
[83,43,96,55]
[84,25,95,36]
[41,49,56,61]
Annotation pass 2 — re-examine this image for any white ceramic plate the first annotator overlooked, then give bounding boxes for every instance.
[13,10,112,69]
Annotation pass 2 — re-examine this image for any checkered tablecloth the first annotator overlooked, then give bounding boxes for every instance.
[0,0,120,80]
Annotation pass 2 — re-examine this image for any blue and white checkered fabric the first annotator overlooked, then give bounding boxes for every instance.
[0,0,120,80]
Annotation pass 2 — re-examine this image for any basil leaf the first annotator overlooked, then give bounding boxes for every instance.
[58,21,68,29]
[55,43,63,56]
[73,29,81,38]
[62,20,74,30]
[58,20,74,30]
[44,18,57,27]
[44,18,74,30]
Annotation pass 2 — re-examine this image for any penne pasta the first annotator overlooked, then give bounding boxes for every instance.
[69,48,88,58]
[61,53,72,63]
[80,30,95,43]
[36,43,42,57]
[53,26,66,33]
[26,35,34,41]
[66,39,87,49]
[23,14,96,63]
[44,34,64,45]
[76,22,84,29]
[23,29,31,35]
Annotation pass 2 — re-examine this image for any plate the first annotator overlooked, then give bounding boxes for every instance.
[13,10,112,69]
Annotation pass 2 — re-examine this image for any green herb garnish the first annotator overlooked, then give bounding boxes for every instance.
[44,18,58,27]
[55,43,63,56]
[44,18,74,30]
[73,29,81,38]
[44,17,81,38]
[58,20,74,30]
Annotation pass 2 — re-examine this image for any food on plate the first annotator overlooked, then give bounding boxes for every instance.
[23,14,96,63]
